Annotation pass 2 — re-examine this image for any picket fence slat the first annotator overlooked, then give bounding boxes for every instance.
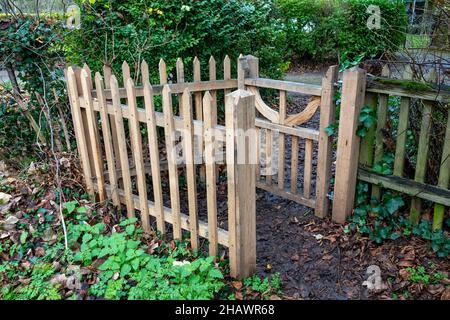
[290,136,299,194]
[126,78,151,232]
[66,67,95,197]
[277,90,287,190]
[162,85,182,240]
[393,66,413,177]
[182,88,199,250]
[143,81,166,235]
[80,68,106,201]
[410,69,437,224]
[372,65,391,200]
[304,139,313,199]
[204,91,218,256]
[94,73,120,206]
[110,75,135,217]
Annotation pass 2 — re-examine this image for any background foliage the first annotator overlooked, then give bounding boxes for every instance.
[64,0,288,82]
[276,0,408,60]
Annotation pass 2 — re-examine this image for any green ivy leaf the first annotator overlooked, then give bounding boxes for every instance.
[385,197,404,214]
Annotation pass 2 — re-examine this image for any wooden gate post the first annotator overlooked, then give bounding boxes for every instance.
[226,89,257,279]
[332,67,367,223]
[315,66,338,218]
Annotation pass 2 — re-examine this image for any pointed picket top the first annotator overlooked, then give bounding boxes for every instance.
[193,56,201,81]
[159,59,167,84]
[82,63,91,75]
[403,64,413,80]
[110,74,119,91]
[209,56,216,80]
[223,55,231,80]
[175,58,185,83]
[82,63,92,88]
[426,67,438,84]
[203,90,212,103]
[94,71,103,83]
[67,66,75,77]
[381,64,390,77]
[121,61,131,84]
[80,67,90,81]
[238,53,243,59]
[141,60,149,84]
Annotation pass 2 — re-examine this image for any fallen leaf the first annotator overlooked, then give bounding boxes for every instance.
[270,295,281,300]
[398,259,414,268]
[322,254,333,261]
[0,192,11,205]
[235,291,243,300]
[231,281,242,290]
[441,288,450,300]
[399,269,410,280]
[428,285,445,296]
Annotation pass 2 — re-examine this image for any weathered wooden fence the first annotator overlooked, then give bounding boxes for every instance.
[65,54,449,278]
[332,66,450,230]
[65,54,337,278]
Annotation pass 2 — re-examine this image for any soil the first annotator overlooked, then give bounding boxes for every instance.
[160,88,449,300]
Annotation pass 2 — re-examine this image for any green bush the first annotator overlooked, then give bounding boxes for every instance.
[277,0,407,60]
[64,0,288,81]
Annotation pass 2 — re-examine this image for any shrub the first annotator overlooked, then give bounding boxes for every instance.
[277,0,407,60]
[63,0,288,81]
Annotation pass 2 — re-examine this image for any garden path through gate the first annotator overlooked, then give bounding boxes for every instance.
[65,55,340,279]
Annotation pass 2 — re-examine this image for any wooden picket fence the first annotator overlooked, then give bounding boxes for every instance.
[332,66,450,230]
[65,54,449,278]
[65,54,338,278]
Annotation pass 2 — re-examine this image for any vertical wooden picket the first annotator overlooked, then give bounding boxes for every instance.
[103,64,122,180]
[94,73,120,206]
[277,90,287,190]
[80,68,106,201]
[410,69,436,224]
[182,88,199,250]
[66,67,95,197]
[265,129,273,185]
[304,139,313,198]
[142,80,165,236]
[162,85,182,240]
[193,57,206,182]
[290,136,299,194]
[393,66,413,177]
[224,55,231,96]
[126,78,151,232]
[176,58,185,116]
[433,108,450,230]
[204,91,218,256]
[315,66,338,218]
[110,75,135,218]
[372,65,391,200]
